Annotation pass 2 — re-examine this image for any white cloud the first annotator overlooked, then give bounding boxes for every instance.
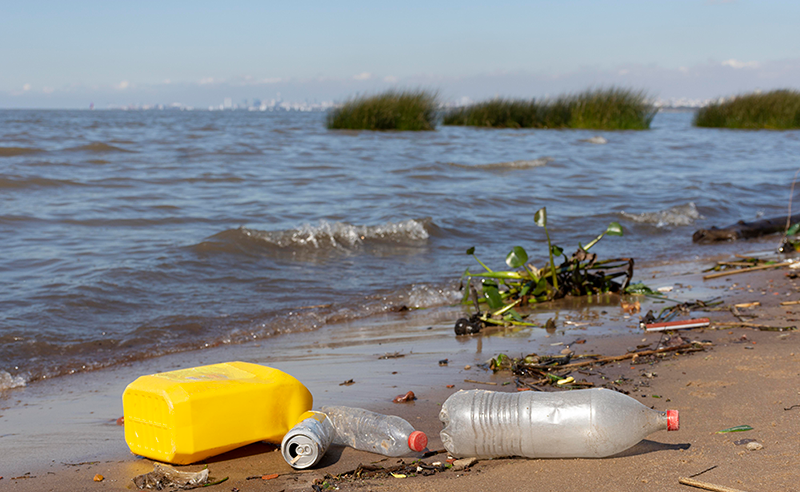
[352,72,372,81]
[23,83,31,91]
[261,77,283,84]
[722,59,760,69]
[199,77,215,85]
[116,80,130,90]
[383,75,398,83]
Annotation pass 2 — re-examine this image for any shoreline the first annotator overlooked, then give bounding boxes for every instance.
[2,254,800,491]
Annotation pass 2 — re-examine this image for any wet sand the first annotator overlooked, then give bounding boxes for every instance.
[2,259,800,491]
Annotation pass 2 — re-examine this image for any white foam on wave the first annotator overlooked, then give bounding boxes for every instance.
[621,202,704,227]
[245,218,430,249]
[406,283,463,308]
[580,136,608,144]
[0,370,26,391]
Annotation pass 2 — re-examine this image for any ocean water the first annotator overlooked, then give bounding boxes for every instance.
[1,109,798,389]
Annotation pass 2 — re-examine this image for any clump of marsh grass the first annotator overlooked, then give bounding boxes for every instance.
[694,89,800,129]
[443,88,656,130]
[327,90,438,131]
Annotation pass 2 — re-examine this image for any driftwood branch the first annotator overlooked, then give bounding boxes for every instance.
[547,343,706,371]
[693,213,800,243]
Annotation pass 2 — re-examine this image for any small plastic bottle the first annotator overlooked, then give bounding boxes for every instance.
[440,388,679,459]
[320,405,428,457]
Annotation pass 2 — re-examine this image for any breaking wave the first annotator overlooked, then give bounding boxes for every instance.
[0,370,26,391]
[620,202,704,227]
[196,218,432,256]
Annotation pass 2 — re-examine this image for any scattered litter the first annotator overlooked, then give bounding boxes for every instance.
[734,302,760,308]
[132,463,211,490]
[464,379,497,386]
[464,365,471,370]
[116,416,124,426]
[439,359,449,366]
[556,377,575,386]
[390,472,407,478]
[734,438,756,446]
[657,286,674,293]
[339,379,355,386]
[645,318,710,332]
[451,457,478,471]
[392,391,417,403]
[378,352,405,360]
[93,474,104,482]
[716,425,753,434]
[784,404,800,411]
[261,474,278,480]
[745,441,763,451]
[621,301,641,314]
[780,300,800,306]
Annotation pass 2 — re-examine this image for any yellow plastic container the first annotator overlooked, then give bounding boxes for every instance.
[122,361,312,464]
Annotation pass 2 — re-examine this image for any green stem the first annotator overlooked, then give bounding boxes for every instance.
[544,224,559,290]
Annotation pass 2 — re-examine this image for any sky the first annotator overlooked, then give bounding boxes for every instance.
[1,0,799,109]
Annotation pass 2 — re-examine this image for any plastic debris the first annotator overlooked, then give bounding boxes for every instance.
[393,391,417,403]
[132,463,209,490]
[645,318,710,332]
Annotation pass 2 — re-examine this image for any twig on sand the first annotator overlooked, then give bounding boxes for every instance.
[703,261,793,280]
[679,477,749,492]
[464,379,498,385]
[711,321,796,331]
[552,343,707,371]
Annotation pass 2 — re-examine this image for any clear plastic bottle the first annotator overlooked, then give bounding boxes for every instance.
[439,388,679,459]
[320,405,428,457]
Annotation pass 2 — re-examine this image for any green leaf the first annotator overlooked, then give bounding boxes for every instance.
[506,246,529,269]
[482,280,504,310]
[532,277,549,296]
[625,281,660,295]
[466,246,475,255]
[788,223,800,237]
[466,271,525,280]
[534,207,547,227]
[716,425,753,434]
[606,222,624,236]
[551,244,563,257]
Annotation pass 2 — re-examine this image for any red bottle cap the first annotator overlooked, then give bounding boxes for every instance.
[667,410,679,431]
[408,431,428,452]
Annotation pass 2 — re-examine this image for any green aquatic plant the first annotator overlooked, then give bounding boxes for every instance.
[461,208,631,325]
[326,89,439,131]
[694,89,800,130]
[443,88,656,130]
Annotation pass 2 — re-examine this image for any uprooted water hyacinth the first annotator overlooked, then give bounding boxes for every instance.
[457,208,633,331]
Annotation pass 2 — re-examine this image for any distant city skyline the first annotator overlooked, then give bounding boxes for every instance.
[2,1,799,108]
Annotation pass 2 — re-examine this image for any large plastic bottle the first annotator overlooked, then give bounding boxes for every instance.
[440,388,678,459]
[122,361,312,464]
[320,405,428,457]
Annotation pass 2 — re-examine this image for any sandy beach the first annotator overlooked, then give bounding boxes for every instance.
[2,257,800,491]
